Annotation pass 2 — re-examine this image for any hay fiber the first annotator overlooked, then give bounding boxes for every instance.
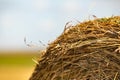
[29,16,120,80]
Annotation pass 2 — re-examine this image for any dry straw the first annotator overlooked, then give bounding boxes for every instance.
[29,16,120,80]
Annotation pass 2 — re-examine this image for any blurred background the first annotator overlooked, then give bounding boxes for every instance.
[0,0,120,80]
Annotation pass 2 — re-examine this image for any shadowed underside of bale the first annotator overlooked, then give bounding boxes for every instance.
[29,16,120,80]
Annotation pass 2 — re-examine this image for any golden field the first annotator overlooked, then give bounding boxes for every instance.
[0,51,39,80]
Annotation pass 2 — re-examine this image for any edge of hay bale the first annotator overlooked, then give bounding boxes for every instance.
[29,16,120,80]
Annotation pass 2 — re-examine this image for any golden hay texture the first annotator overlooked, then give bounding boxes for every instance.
[29,16,120,80]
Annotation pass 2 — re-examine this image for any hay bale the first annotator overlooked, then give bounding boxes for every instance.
[29,16,120,80]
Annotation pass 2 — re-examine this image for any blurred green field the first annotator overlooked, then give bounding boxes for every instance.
[0,51,39,80]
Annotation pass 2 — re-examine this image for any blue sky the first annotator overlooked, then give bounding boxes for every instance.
[0,0,120,50]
